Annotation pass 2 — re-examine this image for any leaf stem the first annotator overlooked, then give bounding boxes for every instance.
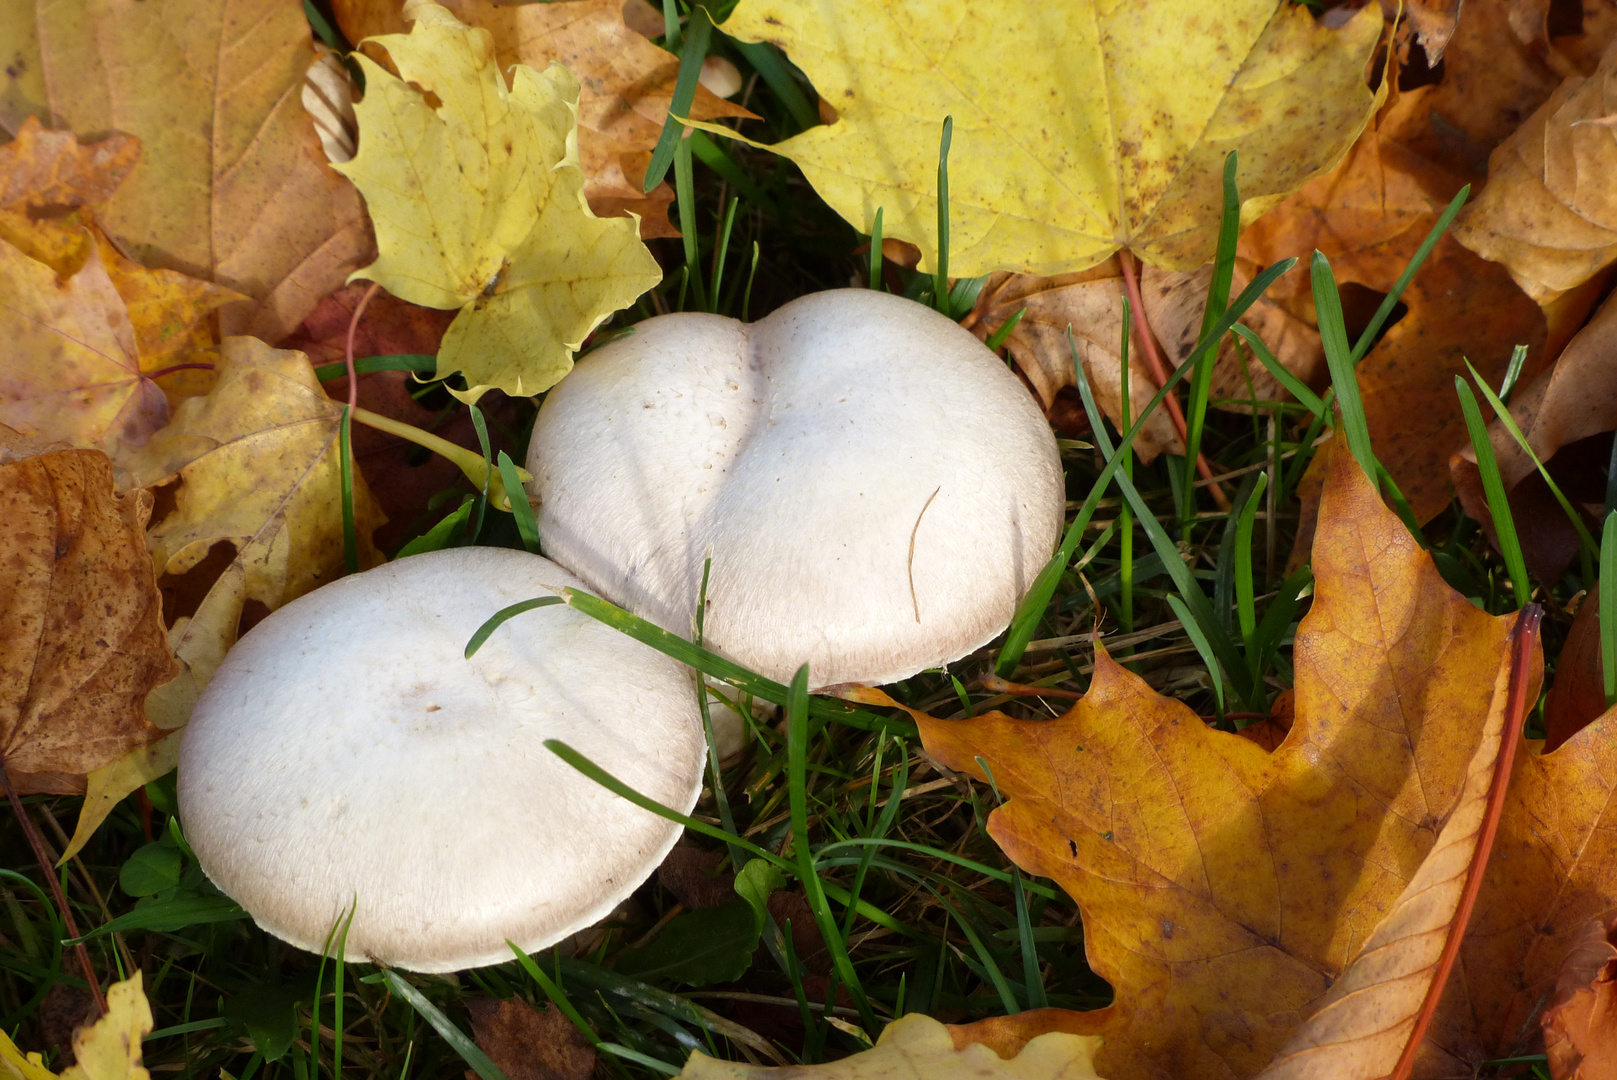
[347,407,530,512]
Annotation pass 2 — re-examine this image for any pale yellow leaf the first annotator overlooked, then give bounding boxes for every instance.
[677,1014,1102,1080]
[60,974,152,1080]
[719,0,1382,276]
[335,2,662,402]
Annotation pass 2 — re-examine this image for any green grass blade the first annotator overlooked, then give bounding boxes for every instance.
[1604,514,1617,707]
[1013,871,1046,1009]
[710,196,738,312]
[933,117,953,314]
[1499,343,1529,403]
[984,306,1025,353]
[868,207,885,291]
[556,588,913,735]
[1230,325,1324,418]
[378,971,510,1080]
[730,39,817,132]
[1313,252,1377,482]
[644,8,711,192]
[1182,151,1241,536]
[1465,359,1597,562]
[1072,357,1248,697]
[339,407,358,575]
[674,135,708,312]
[1235,471,1269,646]
[463,596,564,658]
[496,451,540,554]
[994,257,1297,675]
[467,404,493,543]
[1351,185,1468,362]
[688,130,779,216]
[1457,376,1531,608]
[785,665,877,1031]
[313,354,437,382]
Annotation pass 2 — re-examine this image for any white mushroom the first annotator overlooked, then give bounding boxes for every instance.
[527,289,1064,688]
[177,547,706,973]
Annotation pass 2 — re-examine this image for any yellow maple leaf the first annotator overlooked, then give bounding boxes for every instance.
[678,1014,1101,1079]
[719,0,1383,276]
[334,1,663,403]
[0,974,152,1080]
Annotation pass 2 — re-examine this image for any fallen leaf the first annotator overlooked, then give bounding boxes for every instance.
[677,1013,1101,1080]
[1423,695,1617,1072]
[330,0,753,238]
[0,116,139,210]
[1542,914,1617,1080]
[1252,609,1530,1080]
[880,447,1529,1080]
[719,0,1383,276]
[0,443,176,795]
[1392,0,1462,65]
[1545,592,1604,752]
[126,336,385,734]
[334,1,663,402]
[966,259,1322,463]
[59,974,152,1080]
[0,238,171,468]
[1453,39,1617,306]
[465,998,594,1080]
[4,0,373,342]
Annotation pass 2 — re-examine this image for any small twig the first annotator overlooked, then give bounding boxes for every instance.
[1118,253,1231,510]
[1,765,105,1015]
[979,674,1081,700]
[344,281,383,410]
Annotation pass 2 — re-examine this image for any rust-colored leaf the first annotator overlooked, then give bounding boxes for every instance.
[0,442,177,795]
[868,447,1530,1080]
[465,998,594,1080]
[966,258,1321,464]
[0,116,139,210]
[1542,914,1617,1080]
[331,0,753,238]
[1545,592,1604,752]
[4,0,373,342]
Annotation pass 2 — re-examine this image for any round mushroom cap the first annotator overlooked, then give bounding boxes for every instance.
[527,289,1064,688]
[177,548,705,973]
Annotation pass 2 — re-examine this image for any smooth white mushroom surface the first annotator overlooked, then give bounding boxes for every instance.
[528,289,1064,688]
[178,548,705,973]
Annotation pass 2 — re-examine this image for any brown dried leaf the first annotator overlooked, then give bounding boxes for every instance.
[0,444,176,795]
[465,998,594,1080]
[1543,914,1617,1080]
[331,0,753,237]
[1453,40,1617,306]
[967,258,1322,464]
[1544,592,1605,752]
[5,0,374,343]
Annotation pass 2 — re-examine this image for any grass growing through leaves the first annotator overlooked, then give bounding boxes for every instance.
[0,7,1584,1080]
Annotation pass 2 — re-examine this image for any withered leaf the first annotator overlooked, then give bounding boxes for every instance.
[1542,915,1617,1080]
[0,443,176,795]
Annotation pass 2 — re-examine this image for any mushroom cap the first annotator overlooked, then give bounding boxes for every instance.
[177,548,705,973]
[528,289,1064,688]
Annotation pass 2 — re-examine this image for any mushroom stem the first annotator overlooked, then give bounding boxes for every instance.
[348,406,531,512]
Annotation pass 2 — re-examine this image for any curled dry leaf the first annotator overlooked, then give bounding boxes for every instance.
[2,0,373,342]
[1454,39,1617,306]
[331,0,754,238]
[967,258,1322,464]
[334,2,663,402]
[1542,914,1617,1080]
[1544,591,1604,752]
[721,0,1382,277]
[677,1014,1100,1080]
[855,447,1531,1080]
[303,46,358,166]
[0,443,176,795]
